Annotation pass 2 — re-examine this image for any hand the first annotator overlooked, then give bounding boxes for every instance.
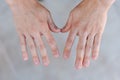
[7,0,60,66]
[61,0,113,69]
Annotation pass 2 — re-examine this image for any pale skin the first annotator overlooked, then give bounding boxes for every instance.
[6,0,61,66]
[62,0,115,69]
[5,0,115,69]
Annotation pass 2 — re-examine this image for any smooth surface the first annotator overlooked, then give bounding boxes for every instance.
[0,0,120,80]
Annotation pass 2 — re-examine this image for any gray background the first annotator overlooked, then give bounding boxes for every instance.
[0,0,120,80]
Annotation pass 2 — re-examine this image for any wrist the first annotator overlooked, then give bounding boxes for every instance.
[82,0,115,12]
[6,0,38,8]
[100,0,115,10]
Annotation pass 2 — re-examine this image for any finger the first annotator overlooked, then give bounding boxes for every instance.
[44,31,60,58]
[83,34,94,67]
[34,33,50,66]
[26,35,40,65]
[48,14,60,33]
[61,14,72,32]
[19,34,28,61]
[92,33,102,60]
[63,29,77,59]
[75,33,87,69]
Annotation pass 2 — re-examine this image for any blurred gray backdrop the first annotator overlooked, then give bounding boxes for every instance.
[0,0,120,80]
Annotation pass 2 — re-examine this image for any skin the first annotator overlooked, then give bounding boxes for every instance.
[6,0,61,66]
[6,0,115,69]
[61,0,115,69]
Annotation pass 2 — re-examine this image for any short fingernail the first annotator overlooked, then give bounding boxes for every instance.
[54,51,60,58]
[43,56,50,66]
[23,54,28,61]
[63,54,69,59]
[92,55,98,60]
[77,65,82,70]
[24,57,28,61]
[54,54,59,58]
[75,61,82,70]
[43,61,49,66]
[84,60,90,67]
[63,52,70,59]
[33,56,40,65]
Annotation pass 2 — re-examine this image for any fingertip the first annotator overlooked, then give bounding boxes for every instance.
[75,57,83,70]
[61,28,69,33]
[54,53,60,58]
[52,27,61,33]
[63,53,69,59]
[42,56,50,66]
[83,60,90,68]
[92,52,99,60]
[75,62,82,70]
[23,57,28,61]
[33,56,40,65]
[53,50,60,58]
[43,60,50,66]
[75,65,82,70]
[23,53,28,61]
[92,55,98,60]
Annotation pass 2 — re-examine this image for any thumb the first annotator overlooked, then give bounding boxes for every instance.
[48,14,61,33]
[61,14,72,33]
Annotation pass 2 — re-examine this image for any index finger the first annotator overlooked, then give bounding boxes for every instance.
[63,29,77,59]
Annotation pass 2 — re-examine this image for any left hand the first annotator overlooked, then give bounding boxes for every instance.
[61,0,110,69]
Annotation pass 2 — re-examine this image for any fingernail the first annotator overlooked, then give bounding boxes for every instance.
[24,57,28,61]
[75,60,82,70]
[33,56,40,65]
[92,55,98,60]
[63,52,70,59]
[54,51,60,58]
[54,53,59,58]
[63,54,69,59]
[76,65,82,70]
[84,60,90,67]
[23,54,28,61]
[43,56,50,66]
[43,61,49,66]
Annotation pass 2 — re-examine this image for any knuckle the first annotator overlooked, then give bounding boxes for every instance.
[77,54,83,59]
[30,27,37,32]
[93,49,98,54]
[87,45,92,49]
[80,31,88,37]
[83,30,88,34]
[85,55,90,59]
[95,42,99,46]
[29,44,35,49]
[39,44,44,49]
[77,46,84,50]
